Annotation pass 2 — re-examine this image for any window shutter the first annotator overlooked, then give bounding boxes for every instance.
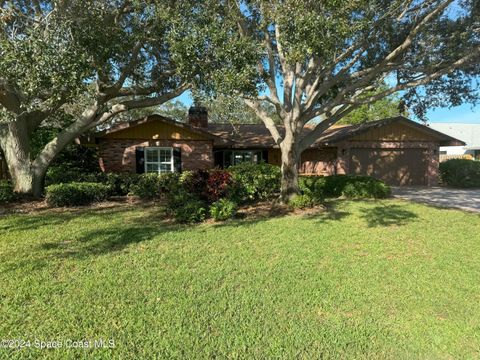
[173,147,182,173]
[262,150,269,163]
[135,147,145,174]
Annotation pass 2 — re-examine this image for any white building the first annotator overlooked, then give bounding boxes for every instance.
[429,123,480,160]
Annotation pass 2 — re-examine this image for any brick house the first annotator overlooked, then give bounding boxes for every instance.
[94,107,464,186]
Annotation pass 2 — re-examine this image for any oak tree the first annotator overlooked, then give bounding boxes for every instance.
[221,0,480,200]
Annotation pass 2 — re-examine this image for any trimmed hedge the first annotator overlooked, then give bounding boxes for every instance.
[440,159,480,188]
[45,182,109,207]
[229,162,281,202]
[299,175,391,200]
[129,173,180,199]
[0,181,15,203]
[47,171,141,196]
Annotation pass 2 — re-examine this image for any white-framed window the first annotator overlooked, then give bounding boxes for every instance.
[144,147,174,174]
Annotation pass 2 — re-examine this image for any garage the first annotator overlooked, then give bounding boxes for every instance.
[350,148,428,186]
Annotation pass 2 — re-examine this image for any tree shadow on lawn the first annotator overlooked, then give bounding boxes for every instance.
[359,202,418,227]
[0,202,158,233]
[1,200,418,273]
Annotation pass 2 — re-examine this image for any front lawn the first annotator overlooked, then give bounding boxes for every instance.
[1,199,479,359]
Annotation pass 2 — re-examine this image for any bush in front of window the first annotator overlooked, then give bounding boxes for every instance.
[45,182,109,207]
[228,162,281,202]
[440,159,480,188]
[209,198,237,221]
[129,173,180,199]
[0,180,16,203]
[181,169,234,203]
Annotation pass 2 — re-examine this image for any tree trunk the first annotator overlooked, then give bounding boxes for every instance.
[280,139,301,203]
[0,120,46,197]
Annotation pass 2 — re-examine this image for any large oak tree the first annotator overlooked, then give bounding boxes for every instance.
[214,0,480,201]
[0,0,193,196]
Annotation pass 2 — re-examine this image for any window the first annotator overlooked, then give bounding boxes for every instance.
[230,150,263,165]
[144,147,173,174]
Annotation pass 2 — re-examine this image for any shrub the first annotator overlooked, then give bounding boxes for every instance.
[181,169,233,203]
[157,173,181,194]
[299,176,326,203]
[229,162,281,202]
[96,173,140,196]
[166,191,207,223]
[289,193,319,209]
[45,182,109,207]
[210,199,237,221]
[341,179,391,199]
[299,175,391,199]
[440,159,480,188]
[129,173,180,199]
[0,181,15,203]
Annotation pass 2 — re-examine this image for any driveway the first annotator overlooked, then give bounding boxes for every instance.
[392,187,480,213]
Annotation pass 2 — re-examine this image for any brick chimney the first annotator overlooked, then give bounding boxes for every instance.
[188,106,208,128]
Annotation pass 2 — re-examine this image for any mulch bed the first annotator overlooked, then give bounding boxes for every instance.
[0,196,327,220]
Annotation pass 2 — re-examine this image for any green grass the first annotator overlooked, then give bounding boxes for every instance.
[1,199,480,359]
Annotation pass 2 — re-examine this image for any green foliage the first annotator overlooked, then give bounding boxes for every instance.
[199,94,280,124]
[0,181,15,203]
[45,182,109,207]
[130,173,180,199]
[288,193,319,209]
[45,145,101,186]
[300,175,391,199]
[157,100,190,122]
[166,190,207,223]
[299,176,326,203]
[341,179,391,199]
[440,159,480,188]
[338,84,404,125]
[209,199,237,221]
[96,173,141,196]
[229,163,281,202]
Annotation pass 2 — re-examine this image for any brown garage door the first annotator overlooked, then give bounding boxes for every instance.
[350,148,427,186]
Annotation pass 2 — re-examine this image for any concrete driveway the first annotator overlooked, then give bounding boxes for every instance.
[392,187,480,213]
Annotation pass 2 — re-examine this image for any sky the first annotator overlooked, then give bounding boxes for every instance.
[175,91,480,125]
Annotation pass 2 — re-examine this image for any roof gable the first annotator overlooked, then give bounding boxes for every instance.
[98,114,230,145]
[316,117,465,146]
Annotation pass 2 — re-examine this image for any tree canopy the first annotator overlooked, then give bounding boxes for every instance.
[198,0,480,199]
[0,0,252,195]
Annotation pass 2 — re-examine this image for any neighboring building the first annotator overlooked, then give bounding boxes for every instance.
[92,107,463,186]
[429,123,480,161]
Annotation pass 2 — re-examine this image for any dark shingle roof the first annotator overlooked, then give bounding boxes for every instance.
[208,116,465,148]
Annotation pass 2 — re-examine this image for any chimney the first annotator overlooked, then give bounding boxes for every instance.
[188,106,208,128]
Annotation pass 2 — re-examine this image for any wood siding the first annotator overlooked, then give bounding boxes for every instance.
[351,121,439,142]
[300,148,337,175]
[350,148,427,186]
[104,120,209,141]
[267,148,337,176]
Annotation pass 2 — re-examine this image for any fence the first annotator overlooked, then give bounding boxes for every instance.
[439,154,474,162]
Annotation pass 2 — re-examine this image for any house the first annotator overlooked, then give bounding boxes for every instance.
[94,107,464,186]
[428,123,480,161]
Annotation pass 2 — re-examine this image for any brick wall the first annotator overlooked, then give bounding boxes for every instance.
[98,139,214,173]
